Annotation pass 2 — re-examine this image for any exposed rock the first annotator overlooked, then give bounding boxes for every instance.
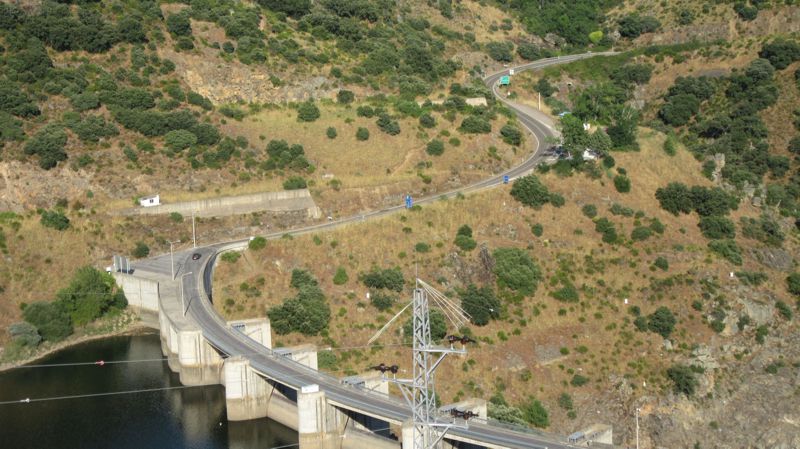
[751,247,795,271]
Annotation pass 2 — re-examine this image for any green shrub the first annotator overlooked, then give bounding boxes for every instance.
[419,113,436,128]
[166,11,192,36]
[735,271,767,286]
[531,223,543,237]
[594,217,619,244]
[493,248,542,295]
[8,322,41,348]
[362,267,404,292]
[169,212,184,223]
[549,193,565,207]
[221,252,241,263]
[740,215,784,247]
[371,292,396,311]
[461,284,500,326]
[708,239,743,265]
[415,242,431,253]
[333,267,348,285]
[317,350,339,371]
[454,234,477,251]
[356,127,370,141]
[376,113,400,135]
[326,127,337,139]
[759,39,800,70]
[283,176,307,190]
[698,216,735,240]
[485,41,514,62]
[654,256,669,271]
[581,204,597,218]
[775,301,792,320]
[667,364,697,396]
[24,124,68,169]
[426,139,445,156]
[522,398,549,428]
[613,174,631,193]
[297,101,321,122]
[551,282,579,303]
[787,273,800,297]
[336,90,354,104]
[40,210,70,231]
[631,226,653,241]
[500,124,522,146]
[132,242,150,258]
[164,129,197,151]
[570,374,589,387]
[459,116,491,134]
[248,236,267,250]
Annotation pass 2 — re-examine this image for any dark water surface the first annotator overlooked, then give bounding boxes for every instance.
[0,333,297,449]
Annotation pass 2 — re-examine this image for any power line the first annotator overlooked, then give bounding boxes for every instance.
[0,384,205,406]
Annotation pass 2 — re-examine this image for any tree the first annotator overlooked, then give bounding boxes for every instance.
[166,11,192,36]
[618,14,661,38]
[56,266,126,327]
[759,39,800,70]
[648,307,676,338]
[534,78,556,97]
[40,210,70,231]
[0,84,40,117]
[24,124,68,169]
[493,248,542,295]
[8,322,41,347]
[356,127,370,141]
[655,182,693,215]
[419,113,436,128]
[22,301,73,342]
[257,0,311,18]
[461,284,500,326]
[370,292,396,311]
[336,90,354,104]
[659,94,701,126]
[667,364,698,396]
[517,42,545,61]
[377,114,400,135]
[611,64,653,86]
[326,127,337,139]
[510,175,551,208]
[500,124,522,146]
[426,139,444,156]
[485,41,514,62]
[268,281,330,336]
[297,101,321,122]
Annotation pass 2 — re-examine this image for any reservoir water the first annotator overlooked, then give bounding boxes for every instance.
[0,333,297,449]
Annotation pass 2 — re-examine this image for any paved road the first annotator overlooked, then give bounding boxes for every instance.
[149,53,614,449]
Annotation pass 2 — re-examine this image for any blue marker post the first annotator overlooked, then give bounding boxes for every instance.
[503,175,510,184]
[405,195,413,209]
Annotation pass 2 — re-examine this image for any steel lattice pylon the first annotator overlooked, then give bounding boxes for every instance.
[392,281,467,449]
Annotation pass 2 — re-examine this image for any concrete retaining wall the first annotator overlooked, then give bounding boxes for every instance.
[114,273,160,312]
[120,189,321,219]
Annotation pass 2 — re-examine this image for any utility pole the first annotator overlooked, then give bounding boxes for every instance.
[192,211,197,248]
[538,92,541,111]
[168,240,180,280]
[179,272,193,316]
[636,407,640,449]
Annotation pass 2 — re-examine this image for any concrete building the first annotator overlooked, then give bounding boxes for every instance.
[139,194,160,207]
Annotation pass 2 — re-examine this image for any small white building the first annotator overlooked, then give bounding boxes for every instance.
[139,194,160,207]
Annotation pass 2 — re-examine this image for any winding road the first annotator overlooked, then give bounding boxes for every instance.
[149,52,614,449]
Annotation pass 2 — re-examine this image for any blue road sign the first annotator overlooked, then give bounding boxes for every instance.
[500,75,510,86]
[503,175,509,184]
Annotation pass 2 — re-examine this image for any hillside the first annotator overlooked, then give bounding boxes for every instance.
[1,1,800,448]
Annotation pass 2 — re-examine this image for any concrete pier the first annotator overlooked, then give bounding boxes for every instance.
[223,356,272,421]
[228,318,272,349]
[298,385,338,449]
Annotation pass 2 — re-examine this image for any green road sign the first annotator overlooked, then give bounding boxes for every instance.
[500,75,510,85]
